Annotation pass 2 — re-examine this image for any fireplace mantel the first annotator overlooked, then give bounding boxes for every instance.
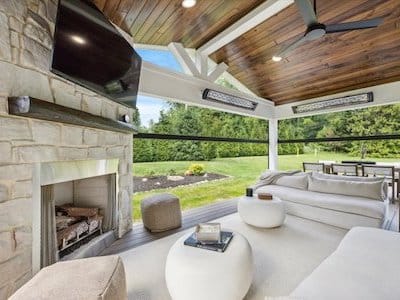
[8,96,137,134]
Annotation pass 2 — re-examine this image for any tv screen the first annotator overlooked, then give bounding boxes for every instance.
[51,0,141,108]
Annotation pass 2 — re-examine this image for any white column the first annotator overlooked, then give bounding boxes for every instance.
[268,118,278,170]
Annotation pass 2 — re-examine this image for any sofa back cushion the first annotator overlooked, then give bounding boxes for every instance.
[308,176,384,201]
[311,172,388,199]
[274,173,309,190]
[312,172,383,182]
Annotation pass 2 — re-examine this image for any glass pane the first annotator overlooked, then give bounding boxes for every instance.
[136,49,182,73]
[135,95,169,128]
[278,140,400,171]
[278,103,400,140]
[132,140,268,222]
[135,98,268,140]
[133,140,268,162]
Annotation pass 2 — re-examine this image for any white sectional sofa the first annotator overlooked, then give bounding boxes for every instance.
[255,172,388,229]
[287,227,400,300]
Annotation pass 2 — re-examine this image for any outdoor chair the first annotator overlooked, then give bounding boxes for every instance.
[331,164,358,176]
[318,160,336,173]
[342,160,376,165]
[303,162,325,173]
[362,165,397,202]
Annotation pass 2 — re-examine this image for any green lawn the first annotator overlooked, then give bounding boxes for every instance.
[132,156,267,221]
[132,153,399,221]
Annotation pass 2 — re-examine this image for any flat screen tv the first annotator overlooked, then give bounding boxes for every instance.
[51,0,141,108]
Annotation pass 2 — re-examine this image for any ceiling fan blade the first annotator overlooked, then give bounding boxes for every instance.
[325,17,383,33]
[295,0,318,26]
[275,35,308,59]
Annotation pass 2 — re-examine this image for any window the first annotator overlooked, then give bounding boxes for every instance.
[137,49,182,72]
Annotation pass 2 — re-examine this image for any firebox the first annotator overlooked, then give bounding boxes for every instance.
[32,159,119,271]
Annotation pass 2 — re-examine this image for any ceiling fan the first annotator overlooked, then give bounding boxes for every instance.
[272,0,383,62]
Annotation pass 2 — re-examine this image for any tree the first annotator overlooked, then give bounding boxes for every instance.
[132,97,400,162]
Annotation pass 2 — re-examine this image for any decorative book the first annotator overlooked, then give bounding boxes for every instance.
[258,192,273,200]
[195,223,221,243]
[184,231,234,253]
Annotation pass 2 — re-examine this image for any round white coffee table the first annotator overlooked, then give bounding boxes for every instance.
[165,231,253,300]
[238,196,285,228]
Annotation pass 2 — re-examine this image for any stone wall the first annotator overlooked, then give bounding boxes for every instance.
[0,1,134,298]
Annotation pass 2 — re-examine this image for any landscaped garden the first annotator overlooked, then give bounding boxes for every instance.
[132,152,399,221]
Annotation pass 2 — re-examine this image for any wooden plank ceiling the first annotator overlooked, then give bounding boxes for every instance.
[92,0,264,49]
[210,0,400,105]
[93,0,400,105]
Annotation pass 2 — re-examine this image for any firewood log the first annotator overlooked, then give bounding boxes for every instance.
[62,206,99,217]
[55,216,79,231]
[57,221,89,248]
[87,215,103,232]
[75,221,89,237]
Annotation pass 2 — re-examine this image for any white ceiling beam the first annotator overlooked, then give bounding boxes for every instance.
[168,42,201,77]
[199,53,208,78]
[198,0,294,56]
[207,62,229,82]
[274,81,400,120]
[139,61,275,120]
[133,43,170,51]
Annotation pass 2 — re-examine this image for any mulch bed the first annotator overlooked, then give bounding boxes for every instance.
[133,173,228,193]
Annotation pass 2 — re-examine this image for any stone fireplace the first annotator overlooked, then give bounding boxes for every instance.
[0,0,135,298]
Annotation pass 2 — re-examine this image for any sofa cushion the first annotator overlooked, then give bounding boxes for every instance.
[255,185,385,219]
[311,171,383,182]
[283,200,383,229]
[291,227,400,300]
[311,172,388,199]
[274,173,309,190]
[308,176,384,200]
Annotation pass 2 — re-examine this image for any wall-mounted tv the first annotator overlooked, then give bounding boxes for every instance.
[51,0,141,108]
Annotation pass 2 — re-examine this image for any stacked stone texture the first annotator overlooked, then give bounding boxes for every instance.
[0,1,135,298]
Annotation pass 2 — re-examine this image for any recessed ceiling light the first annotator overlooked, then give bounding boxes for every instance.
[71,35,86,45]
[272,56,282,62]
[182,0,196,8]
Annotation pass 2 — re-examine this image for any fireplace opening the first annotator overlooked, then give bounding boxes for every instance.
[41,173,117,267]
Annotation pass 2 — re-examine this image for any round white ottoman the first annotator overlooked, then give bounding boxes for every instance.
[238,196,285,228]
[165,231,253,300]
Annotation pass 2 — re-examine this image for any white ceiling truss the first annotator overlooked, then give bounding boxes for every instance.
[168,42,228,82]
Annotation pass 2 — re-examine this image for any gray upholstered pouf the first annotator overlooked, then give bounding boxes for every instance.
[141,193,182,232]
[9,256,127,300]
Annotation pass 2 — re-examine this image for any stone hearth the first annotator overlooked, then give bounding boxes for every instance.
[0,1,134,298]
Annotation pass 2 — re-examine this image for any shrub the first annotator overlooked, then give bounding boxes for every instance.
[145,170,156,178]
[168,169,177,176]
[187,164,205,176]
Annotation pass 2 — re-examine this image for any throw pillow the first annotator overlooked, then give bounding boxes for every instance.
[311,172,383,182]
[274,174,309,190]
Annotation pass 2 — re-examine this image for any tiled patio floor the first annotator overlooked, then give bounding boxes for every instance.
[101,197,399,256]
